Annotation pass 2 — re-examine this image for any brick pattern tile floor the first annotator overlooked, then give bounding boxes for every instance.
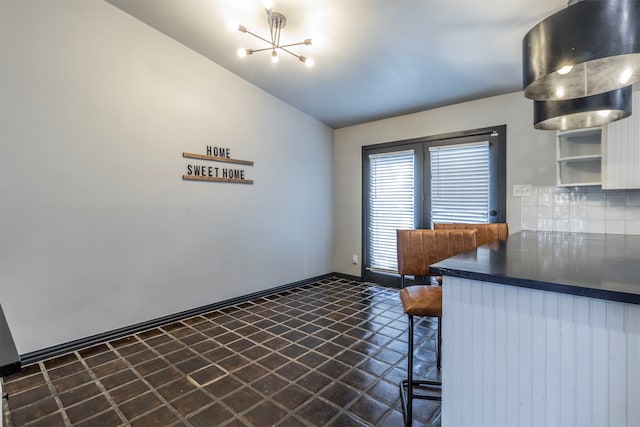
[2,277,441,426]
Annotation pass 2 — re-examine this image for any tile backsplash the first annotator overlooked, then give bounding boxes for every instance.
[520,186,640,235]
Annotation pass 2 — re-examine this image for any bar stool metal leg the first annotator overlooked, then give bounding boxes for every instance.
[399,314,441,427]
[437,317,442,370]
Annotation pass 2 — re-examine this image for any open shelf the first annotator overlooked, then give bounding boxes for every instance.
[557,154,602,163]
[556,127,601,138]
[556,127,602,187]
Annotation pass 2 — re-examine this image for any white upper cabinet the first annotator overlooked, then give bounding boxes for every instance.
[556,127,602,187]
[603,92,640,189]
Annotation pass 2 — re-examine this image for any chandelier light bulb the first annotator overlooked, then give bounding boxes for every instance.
[557,65,573,75]
[263,0,273,10]
[620,68,633,84]
[299,56,314,68]
[227,19,239,32]
[271,50,279,63]
[237,48,250,58]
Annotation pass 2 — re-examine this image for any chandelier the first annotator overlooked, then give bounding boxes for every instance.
[229,1,314,68]
[522,0,640,130]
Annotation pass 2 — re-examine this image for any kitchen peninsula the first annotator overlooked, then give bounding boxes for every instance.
[431,231,640,427]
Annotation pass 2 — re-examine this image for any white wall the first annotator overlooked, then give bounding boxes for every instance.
[333,92,556,276]
[0,0,333,354]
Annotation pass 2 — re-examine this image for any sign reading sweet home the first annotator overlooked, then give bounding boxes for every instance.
[182,146,254,184]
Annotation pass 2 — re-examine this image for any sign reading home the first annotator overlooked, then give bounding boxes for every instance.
[183,146,254,184]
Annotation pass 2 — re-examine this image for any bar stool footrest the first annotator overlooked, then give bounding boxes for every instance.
[399,379,442,401]
[399,378,441,425]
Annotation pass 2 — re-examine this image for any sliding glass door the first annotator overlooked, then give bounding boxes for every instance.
[362,126,506,285]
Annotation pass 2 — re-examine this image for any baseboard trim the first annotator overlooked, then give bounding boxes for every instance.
[331,272,363,282]
[20,273,355,366]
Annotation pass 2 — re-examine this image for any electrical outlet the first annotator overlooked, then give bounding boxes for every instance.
[352,254,358,264]
[513,184,532,197]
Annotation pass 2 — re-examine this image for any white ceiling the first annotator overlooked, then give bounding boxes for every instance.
[106,0,566,129]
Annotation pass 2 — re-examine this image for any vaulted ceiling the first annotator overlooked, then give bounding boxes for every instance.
[107,0,566,129]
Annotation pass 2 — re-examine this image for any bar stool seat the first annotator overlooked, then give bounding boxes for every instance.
[399,286,442,317]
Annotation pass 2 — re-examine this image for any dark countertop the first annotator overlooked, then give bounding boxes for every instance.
[430,230,640,305]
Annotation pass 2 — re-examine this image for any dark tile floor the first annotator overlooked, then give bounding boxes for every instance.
[2,277,441,426]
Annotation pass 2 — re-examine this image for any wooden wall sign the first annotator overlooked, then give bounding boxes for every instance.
[183,146,254,184]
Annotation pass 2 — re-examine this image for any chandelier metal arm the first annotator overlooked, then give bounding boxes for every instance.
[247,44,308,64]
[248,46,278,54]
[278,46,303,61]
[242,31,306,53]
[248,45,303,61]
[243,29,274,48]
[249,42,308,54]
[278,41,308,49]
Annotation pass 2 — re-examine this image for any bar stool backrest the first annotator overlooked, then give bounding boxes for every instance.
[396,229,478,278]
[433,223,509,246]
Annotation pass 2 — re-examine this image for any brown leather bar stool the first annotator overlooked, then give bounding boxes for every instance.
[396,228,477,427]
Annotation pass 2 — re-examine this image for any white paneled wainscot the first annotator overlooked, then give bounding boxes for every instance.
[442,277,640,427]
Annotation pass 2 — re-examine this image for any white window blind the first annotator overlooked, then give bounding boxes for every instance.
[368,150,415,273]
[430,141,490,224]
